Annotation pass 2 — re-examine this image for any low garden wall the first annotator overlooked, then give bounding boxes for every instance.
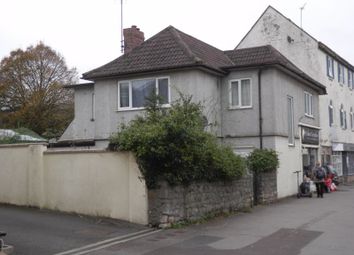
[254,171,278,204]
[148,175,253,227]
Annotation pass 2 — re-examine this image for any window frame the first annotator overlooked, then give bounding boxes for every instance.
[117,77,171,111]
[229,78,252,109]
[340,104,345,129]
[338,63,345,85]
[348,70,353,89]
[326,55,334,79]
[350,107,354,131]
[328,100,334,127]
[304,91,314,118]
[287,96,295,146]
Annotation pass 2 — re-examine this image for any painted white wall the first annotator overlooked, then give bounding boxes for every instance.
[0,143,46,206]
[274,136,301,198]
[0,144,148,224]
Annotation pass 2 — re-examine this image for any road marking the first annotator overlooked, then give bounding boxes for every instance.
[54,228,161,255]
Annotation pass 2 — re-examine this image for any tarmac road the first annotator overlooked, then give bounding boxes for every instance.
[94,183,354,255]
[1,183,354,255]
[0,205,149,255]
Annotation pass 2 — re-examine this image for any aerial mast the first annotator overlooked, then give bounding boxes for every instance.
[300,3,306,29]
[120,0,124,53]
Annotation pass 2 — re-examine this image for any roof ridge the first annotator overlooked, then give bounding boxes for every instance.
[167,26,202,64]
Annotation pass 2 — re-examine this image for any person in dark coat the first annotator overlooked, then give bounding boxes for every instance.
[312,161,326,198]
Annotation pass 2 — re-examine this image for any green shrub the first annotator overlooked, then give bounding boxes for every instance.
[0,135,22,144]
[247,149,279,173]
[110,94,245,188]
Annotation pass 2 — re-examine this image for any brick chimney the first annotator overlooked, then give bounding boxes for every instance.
[123,25,144,54]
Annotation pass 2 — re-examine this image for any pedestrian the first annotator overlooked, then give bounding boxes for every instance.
[312,161,326,198]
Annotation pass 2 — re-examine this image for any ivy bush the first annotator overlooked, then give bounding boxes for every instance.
[247,149,279,173]
[110,94,246,188]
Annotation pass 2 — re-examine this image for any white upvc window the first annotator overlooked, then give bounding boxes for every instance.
[287,96,295,146]
[326,55,334,78]
[304,92,313,117]
[118,77,170,110]
[229,78,252,109]
[338,63,345,85]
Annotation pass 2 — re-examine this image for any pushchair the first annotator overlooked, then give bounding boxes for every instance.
[294,170,313,198]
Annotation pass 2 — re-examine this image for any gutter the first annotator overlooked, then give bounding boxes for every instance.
[82,64,228,81]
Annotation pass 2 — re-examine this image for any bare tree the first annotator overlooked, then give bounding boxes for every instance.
[0,42,78,136]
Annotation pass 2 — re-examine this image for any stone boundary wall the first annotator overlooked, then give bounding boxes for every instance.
[148,175,253,227]
[254,171,278,204]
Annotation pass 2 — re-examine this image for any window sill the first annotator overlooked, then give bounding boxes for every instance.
[304,114,315,119]
[117,104,171,112]
[229,106,253,110]
[288,143,295,147]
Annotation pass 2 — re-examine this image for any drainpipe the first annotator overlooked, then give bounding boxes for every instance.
[254,68,263,206]
[258,69,263,149]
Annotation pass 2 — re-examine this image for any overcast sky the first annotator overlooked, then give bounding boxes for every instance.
[1,0,354,82]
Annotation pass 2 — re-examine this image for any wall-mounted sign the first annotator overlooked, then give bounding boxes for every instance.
[302,126,319,145]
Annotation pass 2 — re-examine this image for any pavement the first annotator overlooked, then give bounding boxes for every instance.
[1,183,354,255]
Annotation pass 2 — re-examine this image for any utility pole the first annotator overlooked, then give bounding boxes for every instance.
[300,3,306,29]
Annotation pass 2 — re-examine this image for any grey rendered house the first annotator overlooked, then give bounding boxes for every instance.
[237,5,354,180]
[61,25,325,197]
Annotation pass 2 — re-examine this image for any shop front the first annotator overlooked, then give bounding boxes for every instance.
[332,143,354,181]
[301,125,320,176]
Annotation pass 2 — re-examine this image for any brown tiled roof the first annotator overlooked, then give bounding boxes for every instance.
[83,26,233,79]
[82,26,325,94]
[224,45,326,94]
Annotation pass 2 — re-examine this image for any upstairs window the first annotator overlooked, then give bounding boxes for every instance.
[340,104,346,129]
[328,100,334,127]
[338,63,345,84]
[118,77,170,110]
[348,70,353,89]
[326,55,334,78]
[304,92,313,117]
[229,78,252,109]
[350,107,354,131]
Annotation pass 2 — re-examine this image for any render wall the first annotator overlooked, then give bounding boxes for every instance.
[91,69,220,145]
[274,136,302,197]
[237,6,354,147]
[60,86,95,141]
[0,144,148,224]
